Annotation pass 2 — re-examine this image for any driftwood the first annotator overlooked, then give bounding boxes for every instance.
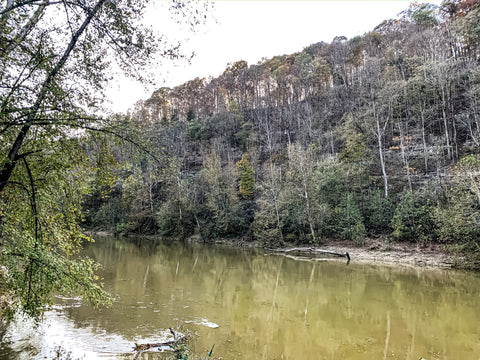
[272,247,351,262]
[133,328,186,359]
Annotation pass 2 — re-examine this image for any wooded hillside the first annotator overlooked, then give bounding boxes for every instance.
[84,1,480,268]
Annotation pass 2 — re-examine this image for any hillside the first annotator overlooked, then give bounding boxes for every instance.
[83,1,480,268]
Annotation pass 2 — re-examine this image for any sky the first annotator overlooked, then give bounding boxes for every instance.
[105,0,442,114]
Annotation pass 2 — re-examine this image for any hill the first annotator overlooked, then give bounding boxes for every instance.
[83,1,480,269]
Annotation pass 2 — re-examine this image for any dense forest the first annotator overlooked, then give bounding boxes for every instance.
[1,0,480,320]
[83,2,480,267]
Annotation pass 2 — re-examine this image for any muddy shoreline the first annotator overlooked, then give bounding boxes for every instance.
[87,231,459,270]
[213,236,459,270]
[266,239,457,269]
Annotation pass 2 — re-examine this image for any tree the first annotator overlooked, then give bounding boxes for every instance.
[201,152,246,239]
[357,57,391,198]
[285,144,320,242]
[363,190,394,235]
[0,135,112,317]
[433,154,480,268]
[44,0,480,271]
[444,0,480,58]
[253,163,284,245]
[155,157,200,238]
[334,193,365,245]
[236,153,255,199]
[338,113,371,164]
[0,0,209,317]
[405,2,440,27]
[391,191,435,243]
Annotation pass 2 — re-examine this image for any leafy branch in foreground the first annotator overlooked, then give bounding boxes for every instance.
[0,0,210,318]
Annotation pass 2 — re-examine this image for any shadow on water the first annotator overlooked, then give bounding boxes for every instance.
[2,235,480,359]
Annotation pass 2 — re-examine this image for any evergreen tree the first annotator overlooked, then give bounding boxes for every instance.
[335,193,366,245]
[236,154,255,199]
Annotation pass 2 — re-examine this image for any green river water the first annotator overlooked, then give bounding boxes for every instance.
[1,236,479,359]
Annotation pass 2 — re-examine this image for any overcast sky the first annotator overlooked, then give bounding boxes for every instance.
[105,0,442,114]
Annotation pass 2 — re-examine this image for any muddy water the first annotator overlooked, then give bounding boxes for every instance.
[1,236,479,359]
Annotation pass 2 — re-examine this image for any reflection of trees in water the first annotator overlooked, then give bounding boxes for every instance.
[66,237,480,359]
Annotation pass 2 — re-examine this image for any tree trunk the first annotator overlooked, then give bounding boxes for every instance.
[420,103,429,173]
[305,189,317,243]
[440,84,451,160]
[0,2,47,57]
[269,165,283,241]
[374,103,388,198]
[0,0,107,194]
[398,123,412,191]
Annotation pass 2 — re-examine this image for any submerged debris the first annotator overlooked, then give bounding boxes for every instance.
[133,327,187,359]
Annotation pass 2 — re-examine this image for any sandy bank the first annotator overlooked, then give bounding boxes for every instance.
[268,239,457,269]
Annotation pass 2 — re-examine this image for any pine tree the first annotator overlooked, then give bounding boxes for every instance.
[236,154,255,199]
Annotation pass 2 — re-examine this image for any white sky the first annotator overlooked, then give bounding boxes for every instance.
[105,0,442,114]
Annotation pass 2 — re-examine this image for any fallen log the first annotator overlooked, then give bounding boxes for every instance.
[133,328,186,359]
[271,247,351,261]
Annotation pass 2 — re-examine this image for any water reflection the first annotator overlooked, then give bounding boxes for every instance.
[1,236,480,359]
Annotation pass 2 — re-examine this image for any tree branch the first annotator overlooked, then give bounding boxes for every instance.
[0,0,107,194]
[0,0,47,57]
[80,124,163,165]
[22,157,39,307]
[0,0,57,16]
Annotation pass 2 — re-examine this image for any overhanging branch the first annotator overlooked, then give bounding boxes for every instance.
[0,0,107,194]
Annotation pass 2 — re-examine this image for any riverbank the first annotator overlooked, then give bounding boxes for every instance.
[267,239,457,269]
[86,231,459,270]
[182,233,457,269]
[182,234,459,270]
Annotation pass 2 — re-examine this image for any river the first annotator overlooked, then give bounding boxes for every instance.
[1,236,479,359]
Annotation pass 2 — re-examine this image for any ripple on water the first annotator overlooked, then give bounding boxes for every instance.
[1,308,133,359]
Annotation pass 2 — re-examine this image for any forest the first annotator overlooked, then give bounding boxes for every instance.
[83,2,480,267]
[1,0,480,319]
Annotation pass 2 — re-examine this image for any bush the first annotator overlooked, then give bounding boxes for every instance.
[156,201,197,238]
[200,205,248,240]
[363,190,394,235]
[333,193,365,244]
[280,198,312,243]
[391,191,435,243]
[433,186,480,269]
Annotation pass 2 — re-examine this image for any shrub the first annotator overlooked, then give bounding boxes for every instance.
[334,193,365,244]
[363,190,394,235]
[391,191,435,243]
